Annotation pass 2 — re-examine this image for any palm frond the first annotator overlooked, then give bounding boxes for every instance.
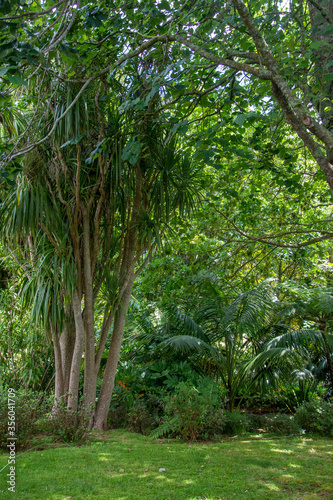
[162,335,215,357]
[265,329,332,351]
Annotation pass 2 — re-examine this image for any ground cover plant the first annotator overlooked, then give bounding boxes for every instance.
[0,430,332,500]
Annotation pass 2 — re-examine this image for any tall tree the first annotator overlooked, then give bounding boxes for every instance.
[2,73,201,428]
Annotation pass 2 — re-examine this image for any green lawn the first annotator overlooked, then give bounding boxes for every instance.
[0,431,332,499]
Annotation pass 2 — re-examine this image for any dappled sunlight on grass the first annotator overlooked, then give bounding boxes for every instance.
[0,431,332,499]
[264,482,281,491]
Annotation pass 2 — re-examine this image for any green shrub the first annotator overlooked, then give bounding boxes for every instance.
[295,400,333,436]
[265,414,300,435]
[43,396,91,443]
[247,413,266,432]
[128,403,157,434]
[251,413,300,435]
[108,403,128,429]
[201,408,225,439]
[222,411,250,435]
[0,389,51,449]
[151,380,224,441]
[246,383,324,413]
[165,382,209,441]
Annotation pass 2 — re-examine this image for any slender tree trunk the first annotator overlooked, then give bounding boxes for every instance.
[60,320,76,397]
[308,0,333,136]
[82,206,97,411]
[67,290,85,411]
[93,279,134,430]
[50,321,64,403]
[92,168,143,430]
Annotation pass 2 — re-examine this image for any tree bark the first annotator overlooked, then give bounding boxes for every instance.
[82,205,98,410]
[308,0,333,133]
[60,320,76,397]
[93,278,135,430]
[67,290,85,411]
[50,320,64,403]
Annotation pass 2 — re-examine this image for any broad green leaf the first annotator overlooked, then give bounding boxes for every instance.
[234,114,246,127]
[0,65,16,77]
[60,134,85,148]
[7,73,27,85]
[309,40,328,50]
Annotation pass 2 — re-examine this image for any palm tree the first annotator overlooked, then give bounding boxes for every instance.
[128,280,279,410]
[258,285,333,391]
[1,72,202,429]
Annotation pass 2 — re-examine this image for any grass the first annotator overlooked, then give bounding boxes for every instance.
[0,430,332,499]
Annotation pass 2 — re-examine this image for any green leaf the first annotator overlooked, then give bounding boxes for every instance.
[145,85,159,105]
[171,120,189,135]
[61,134,85,148]
[234,114,246,127]
[174,83,187,90]
[6,73,27,86]
[324,24,333,35]
[121,140,142,165]
[0,39,17,52]
[159,0,170,10]
[309,40,328,50]
[0,65,17,77]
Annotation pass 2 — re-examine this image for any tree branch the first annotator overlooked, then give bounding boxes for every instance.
[0,0,67,20]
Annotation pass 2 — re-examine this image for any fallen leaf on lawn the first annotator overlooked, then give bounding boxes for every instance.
[119,468,124,473]
[159,468,166,472]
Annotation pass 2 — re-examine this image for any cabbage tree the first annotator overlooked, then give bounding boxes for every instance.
[1,75,201,429]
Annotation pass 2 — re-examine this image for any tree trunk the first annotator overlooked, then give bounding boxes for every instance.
[60,320,76,398]
[93,279,134,430]
[50,321,64,403]
[308,0,333,137]
[67,290,85,411]
[82,206,97,411]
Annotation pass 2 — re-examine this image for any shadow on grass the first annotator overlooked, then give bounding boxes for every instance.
[0,431,332,499]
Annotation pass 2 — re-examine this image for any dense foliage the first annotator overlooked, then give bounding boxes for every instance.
[0,0,332,436]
